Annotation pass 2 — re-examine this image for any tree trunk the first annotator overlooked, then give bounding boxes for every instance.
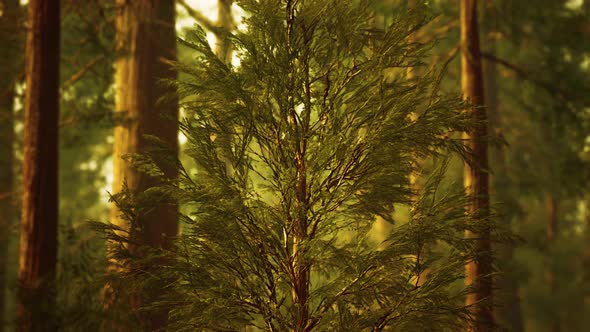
[460,1,493,331]
[482,2,524,331]
[110,0,179,329]
[216,0,233,63]
[406,0,417,82]
[545,193,560,332]
[0,76,14,332]
[214,0,235,178]
[285,1,310,330]
[0,1,20,329]
[17,0,60,331]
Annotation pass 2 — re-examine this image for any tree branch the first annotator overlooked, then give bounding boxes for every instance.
[61,54,106,89]
[480,51,570,102]
[177,0,218,34]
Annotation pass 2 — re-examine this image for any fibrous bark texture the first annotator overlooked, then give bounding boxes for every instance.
[461,0,493,331]
[110,0,179,329]
[17,0,60,331]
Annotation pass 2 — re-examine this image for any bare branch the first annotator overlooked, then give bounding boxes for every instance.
[431,44,460,100]
[415,19,459,44]
[177,0,218,34]
[61,54,106,89]
[480,51,570,102]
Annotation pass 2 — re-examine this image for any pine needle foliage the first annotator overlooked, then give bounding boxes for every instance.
[104,0,488,330]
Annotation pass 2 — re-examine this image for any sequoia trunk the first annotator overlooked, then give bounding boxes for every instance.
[111,0,179,329]
[461,0,493,331]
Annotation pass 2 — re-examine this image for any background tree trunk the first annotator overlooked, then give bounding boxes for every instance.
[486,45,525,332]
[110,0,179,329]
[215,0,235,177]
[216,0,233,62]
[460,0,493,331]
[545,193,560,332]
[17,0,60,331]
[482,2,524,330]
[0,1,20,329]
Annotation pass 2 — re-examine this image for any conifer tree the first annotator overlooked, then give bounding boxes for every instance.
[107,0,487,330]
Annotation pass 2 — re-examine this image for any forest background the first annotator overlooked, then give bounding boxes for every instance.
[1,0,590,331]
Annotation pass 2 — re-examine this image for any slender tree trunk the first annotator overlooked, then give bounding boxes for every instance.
[406,0,419,180]
[405,0,432,287]
[406,0,417,83]
[215,0,235,177]
[285,1,310,330]
[0,80,14,332]
[460,1,493,331]
[216,0,233,63]
[110,0,178,329]
[0,1,20,329]
[482,2,524,331]
[17,0,60,331]
[371,0,395,246]
[544,193,560,332]
[486,51,525,332]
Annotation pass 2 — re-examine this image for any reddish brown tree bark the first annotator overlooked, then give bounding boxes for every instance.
[16,0,60,331]
[285,1,310,330]
[110,0,179,329]
[461,0,493,331]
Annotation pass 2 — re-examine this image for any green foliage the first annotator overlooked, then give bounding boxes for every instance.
[55,223,109,332]
[59,0,115,225]
[51,1,116,330]
[102,0,492,330]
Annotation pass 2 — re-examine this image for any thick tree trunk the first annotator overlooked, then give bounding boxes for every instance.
[17,0,60,331]
[110,0,179,329]
[460,1,493,331]
[0,1,20,329]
